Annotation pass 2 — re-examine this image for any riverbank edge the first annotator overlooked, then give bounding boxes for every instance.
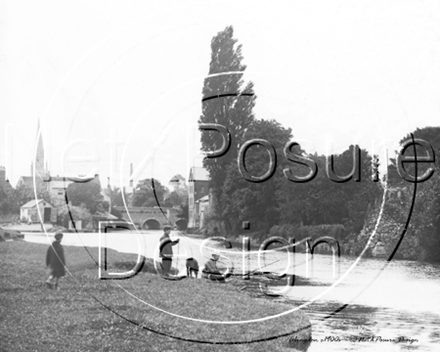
[1,240,312,351]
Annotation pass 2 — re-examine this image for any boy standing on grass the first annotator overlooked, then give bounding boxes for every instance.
[159,225,179,275]
[45,231,66,290]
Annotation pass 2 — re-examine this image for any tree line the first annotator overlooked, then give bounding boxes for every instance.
[0,174,189,227]
[199,26,440,262]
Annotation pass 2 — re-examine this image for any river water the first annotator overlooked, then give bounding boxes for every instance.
[25,231,440,351]
[280,253,440,351]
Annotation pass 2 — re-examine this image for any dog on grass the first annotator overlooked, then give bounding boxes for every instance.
[186,257,199,278]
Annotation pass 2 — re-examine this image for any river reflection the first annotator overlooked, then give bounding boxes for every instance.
[265,252,440,351]
[24,232,440,351]
[208,245,440,351]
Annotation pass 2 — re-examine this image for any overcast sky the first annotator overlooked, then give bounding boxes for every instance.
[1,0,440,189]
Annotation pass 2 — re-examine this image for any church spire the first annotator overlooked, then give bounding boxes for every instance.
[33,119,46,178]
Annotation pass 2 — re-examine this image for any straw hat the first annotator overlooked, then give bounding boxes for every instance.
[211,252,220,260]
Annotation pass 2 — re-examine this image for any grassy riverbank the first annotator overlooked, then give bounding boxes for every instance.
[0,241,311,352]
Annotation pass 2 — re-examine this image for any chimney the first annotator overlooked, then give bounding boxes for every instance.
[0,166,5,191]
[129,163,133,188]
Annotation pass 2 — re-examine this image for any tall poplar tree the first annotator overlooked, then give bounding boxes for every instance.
[198,26,256,230]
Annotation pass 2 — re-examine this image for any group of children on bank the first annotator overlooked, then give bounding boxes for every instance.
[159,225,225,281]
[45,225,225,290]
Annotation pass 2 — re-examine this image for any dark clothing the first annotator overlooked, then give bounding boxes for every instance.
[159,233,179,275]
[159,234,179,258]
[46,241,66,278]
[162,258,172,274]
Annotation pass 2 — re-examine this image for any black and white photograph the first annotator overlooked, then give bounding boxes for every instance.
[1,1,440,351]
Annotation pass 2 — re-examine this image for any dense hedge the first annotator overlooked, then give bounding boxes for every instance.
[269,224,347,242]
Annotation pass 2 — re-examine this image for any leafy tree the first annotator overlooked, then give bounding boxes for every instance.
[66,182,103,214]
[109,186,125,207]
[177,202,189,220]
[386,127,440,260]
[409,172,440,261]
[0,183,19,215]
[277,154,342,226]
[358,126,440,261]
[15,183,52,207]
[387,126,440,186]
[131,178,168,207]
[57,204,92,226]
[330,146,383,233]
[198,26,256,230]
[169,174,188,196]
[277,145,382,235]
[221,119,292,235]
[110,207,123,219]
[165,175,187,207]
[101,201,110,212]
[164,190,185,207]
[0,187,8,214]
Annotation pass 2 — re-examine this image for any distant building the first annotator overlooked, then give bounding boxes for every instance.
[0,165,13,192]
[101,182,112,205]
[16,175,48,194]
[16,126,71,202]
[31,119,47,182]
[196,194,210,228]
[188,166,210,228]
[16,173,102,205]
[16,120,50,193]
[91,210,119,231]
[47,176,72,203]
[16,121,105,211]
[48,175,102,204]
[114,205,178,230]
[20,199,55,223]
[0,166,5,190]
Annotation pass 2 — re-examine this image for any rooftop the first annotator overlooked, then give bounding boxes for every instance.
[189,167,209,182]
[21,199,51,208]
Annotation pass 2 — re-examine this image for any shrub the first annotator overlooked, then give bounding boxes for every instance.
[269,224,298,240]
[56,204,92,225]
[200,208,224,237]
[270,224,346,242]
